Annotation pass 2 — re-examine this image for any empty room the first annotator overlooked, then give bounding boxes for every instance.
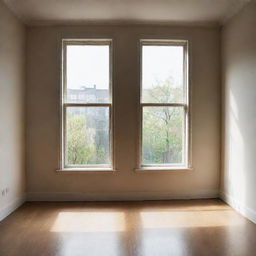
[0,0,256,255]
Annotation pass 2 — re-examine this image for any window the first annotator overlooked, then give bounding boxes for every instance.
[139,40,190,169]
[61,39,112,170]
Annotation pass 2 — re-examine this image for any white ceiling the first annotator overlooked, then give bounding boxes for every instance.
[3,0,252,26]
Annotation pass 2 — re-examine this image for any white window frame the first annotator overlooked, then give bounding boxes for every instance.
[60,39,114,171]
[137,39,191,171]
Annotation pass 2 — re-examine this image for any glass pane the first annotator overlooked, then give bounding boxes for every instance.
[65,107,110,166]
[142,107,184,165]
[66,44,110,103]
[142,45,184,103]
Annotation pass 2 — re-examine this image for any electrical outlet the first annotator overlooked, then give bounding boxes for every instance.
[1,189,5,196]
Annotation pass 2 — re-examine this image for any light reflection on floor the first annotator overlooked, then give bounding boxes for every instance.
[48,203,249,255]
[140,210,244,228]
[51,212,126,232]
[0,200,255,256]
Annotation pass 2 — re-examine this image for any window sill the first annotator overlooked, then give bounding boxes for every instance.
[134,167,193,173]
[56,168,117,173]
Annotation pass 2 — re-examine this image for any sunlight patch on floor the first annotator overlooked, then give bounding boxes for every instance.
[140,210,244,228]
[51,212,125,232]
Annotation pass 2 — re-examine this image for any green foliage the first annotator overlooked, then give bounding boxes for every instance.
[66,76,183,166]
[142,77,184,164]
[67,113,96,165]
[66,109,109,165]
[143,77,183,103]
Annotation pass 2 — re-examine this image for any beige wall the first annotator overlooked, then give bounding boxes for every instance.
[221,2,256,222]
[26,25,221,200]
[0,1,26,219]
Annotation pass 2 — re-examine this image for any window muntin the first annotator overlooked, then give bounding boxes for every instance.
[140,40,189,168]
[62,40,112,169]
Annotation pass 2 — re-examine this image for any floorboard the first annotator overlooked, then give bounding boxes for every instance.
[0,199,255,256]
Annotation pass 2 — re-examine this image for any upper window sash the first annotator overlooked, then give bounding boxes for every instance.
[140,40,188,105]
[62,39,112,105]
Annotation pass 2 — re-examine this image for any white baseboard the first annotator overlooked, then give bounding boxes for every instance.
[0,194,26,222]
[27,189,219,202]
[220,191,256,224]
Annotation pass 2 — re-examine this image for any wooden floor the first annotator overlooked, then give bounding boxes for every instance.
[0,200,256,256]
